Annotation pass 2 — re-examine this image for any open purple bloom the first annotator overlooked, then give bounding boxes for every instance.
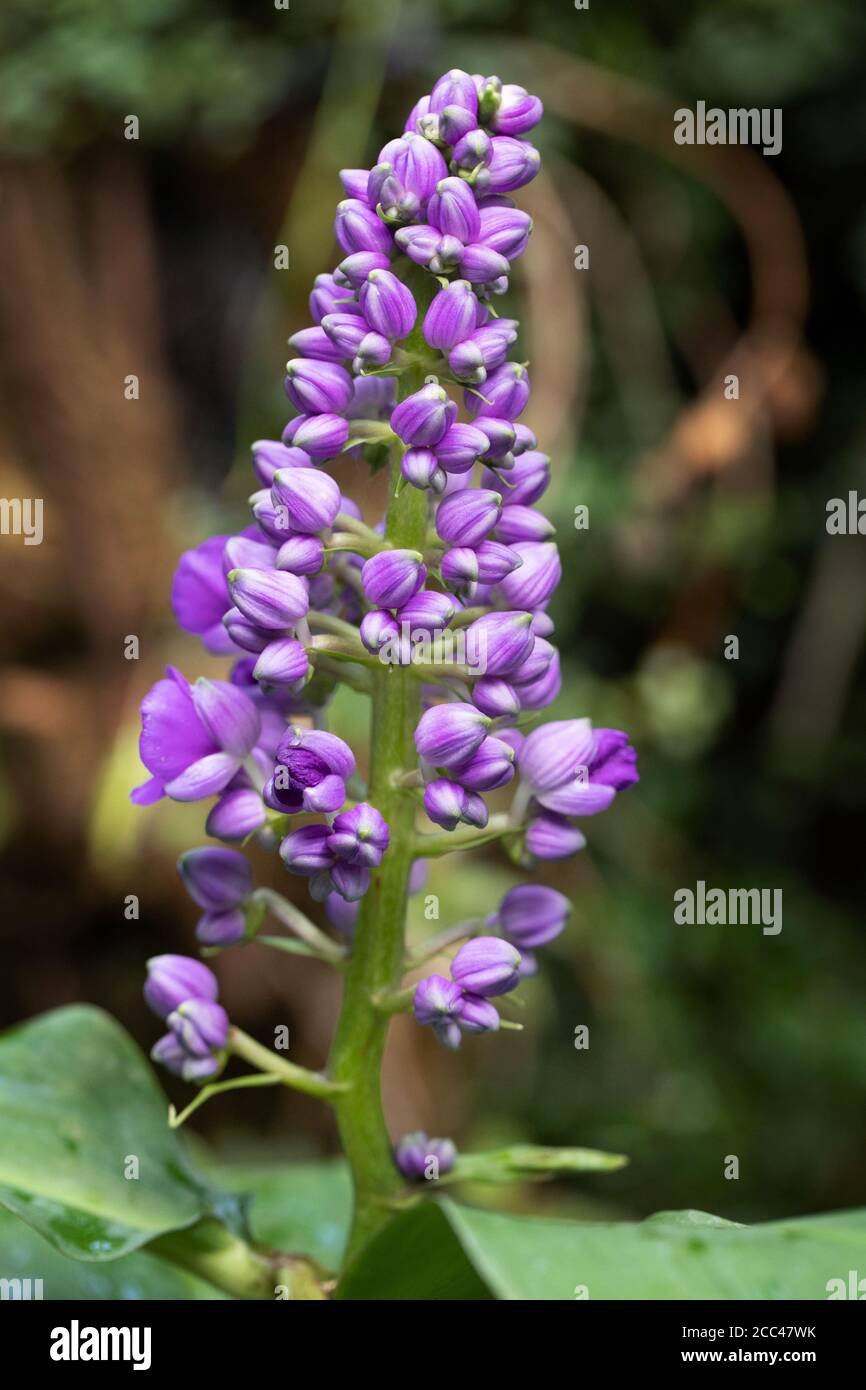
[265,727,354,815]
[171,536,235,655]
[327,802,390,868]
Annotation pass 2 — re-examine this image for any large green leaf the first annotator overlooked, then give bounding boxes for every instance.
[0,1005,239,1261]
[208,1159,351,1270]
[0,1206,226,1300]
[337,1199,866,1300]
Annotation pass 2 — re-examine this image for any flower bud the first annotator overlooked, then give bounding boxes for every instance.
[413,974,464,1025]
[436,488,501,546]
[422,280,478,351]
[279,824,337,874]
[284,359,354,415]
[451,735,515,791]
[525,812,587,861]
[430,69,478,117]
[487,136,541,192]
[415,702,490,767]
[144,955,219,1020]
[151,1034,220,1082]
[467,610,534,676]
[327,802,390,868]
[495,504,554,543]
[377,133,448,200]
[428,177,480,243]
[353,332,392,372]
[321,311,369,357]
[168,999,229,1056]
[335,250,391,288]
[452,128,492,173]
[206,788,266,842]
[472,677,520,718]
[496,541,561,610]
[434,422,490,474]
[451,936,521,997]
[423,777,468,831]
[441,546,479,587]
[397,589,456,631]
[466,362,530,421]
[276,534,325,576]
[484,448,549,504]
[271,467,342,532]
[473,416,516,461]
[222,607,269,654]
[489,85,543,136]
[334,198,393,256]
[495,883,571,948]
[360,608,401,655]
[472,539,521,582]
[339,168,371,202]
[253,638,310,687]
[454,994,500,1034]
[196,909,247,947]
[227,567,309,630]
[459,244,510,285]
[402,446,441,490]
[361,549,426,609]
[391,384,457,447]
[178,847,252,912]
[251,440,311,487]
[309,272,362,323]
[437,104,476,144]
[477,205,533,260]
[359,269,417,340]
[286,326,347,363]
[395,1132,457,1181]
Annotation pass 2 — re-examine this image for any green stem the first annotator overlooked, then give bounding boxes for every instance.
[228,1026,347,1100]
[328,351,433,1269]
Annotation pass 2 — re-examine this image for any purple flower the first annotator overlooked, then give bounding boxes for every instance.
[496,541,561,610]
[253,638,310,688]
[360,608,401,655]
[178,847,252,912]
[413,974,463,1025]
[144,954,219,1019]
[430,68,478,117]
[336,250,391,288]
[276,535,325,576]
[525,811,587,861]
[131,668,261,805]
[477,206,533,260]
[494,883,570,948]
[436,488,502,546]
[361,549,426,609]
[495,504,554,544]
[489,85,543,136]
[287,325,347,363]
[376,133,448,201]
[484,448,549,504]
[452,128,492,173]
[391,384,457,447]
[284,413,350,460]
[309,272,362,323]
[423,280,478,351]
[395,1132,457,1181]
[150,1034,220,1083]
[359,269,417,340]
[466,610,534,676]
[265,727,355,815]
[402,446,443,490]
[423,777,470,831]
[451,735,516,792]
[520,719,638,816]
[415,702,490,767]
[459,245,510,286]
[434,422,490,474]
[279,823,337,875]
[454,993,500,1034]
[171,536,235,655]
[487,136,541,192]
[271,467,342,532]
[472,676,520,718]
[284,359,354,415]
[428,177,480,243]
[334,199,393,257]
[397,589,456,631]
[451,936,521,997]
[206,787,266,842]
[466,362,530,420]
[168,998,230,1057]
[227,568,309,630]
[327,802,390,867]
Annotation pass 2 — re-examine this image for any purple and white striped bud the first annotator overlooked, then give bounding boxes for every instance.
[309,272,362,324]
[441,546,479,588]
[335,251,391,289]
[494,883,570,948]
[321,311,369,357]
[474,416,516,461]
[222,607,269,654]
[359,269,417,340]
[451,735,516,791]
[144,954,219,1020]
[327,802,390,868]
[467,610,534,675]
[459,244,510,285]
[430,69,478,118]
[436,488,502,546]
[448,320,517,381]
[227,568,309,630]
[401,446,442,490]
[360,609,401,655]
[487,137,541,193]
[413,974,464,1028]
[525,812,587,862]
[394,224,441,268]
[279,824,338,875]
[451,936,521,997]
[496,541,561,610]
[395,1132,457,1181]
[339,168,371,203]
[150,1035,220,1082]
[353,332,392,373]
[178,847,251,913]
[423,778,468,830]
[253,638,310,687]
[452,128,492,173]
[284,359,353,416]
[428,234,465,274]
[495,504,554,543]
[361,549,426,609]
[477,206,533,261]
[484,448,549,504]
[422,280,478,351]
[437,104,476,145]
[287,326,347,363]
[434,422,490,474]
[476,75,503,124]
[271,467,342,532]
[284,413,349,461]
[415,702,490,767]
[276,535,325,576]
[428,177,480,243]
[512,422,537,455]
[472,677,520,718]
[397,589,456,631]
[168,999,229,1057]
[206,788,266,842]
[472,539,522,582]
[454,994,500,1034]
[391,384,457,447]
[377,133,448,200]
[251,441,311,487]
[334,198,393,257]
[490,84,543,136]
[466,362,530,421]
[371,168,421,225]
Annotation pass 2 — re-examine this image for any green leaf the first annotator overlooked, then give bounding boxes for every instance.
[206,1159,352,1271]
[0,1005,240,1262]
[0,1205,226,1300]
[446,1144,628,1185]
[337,1198,866,1300]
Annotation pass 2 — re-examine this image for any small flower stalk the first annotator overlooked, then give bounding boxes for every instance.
[131,68,638,1270]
